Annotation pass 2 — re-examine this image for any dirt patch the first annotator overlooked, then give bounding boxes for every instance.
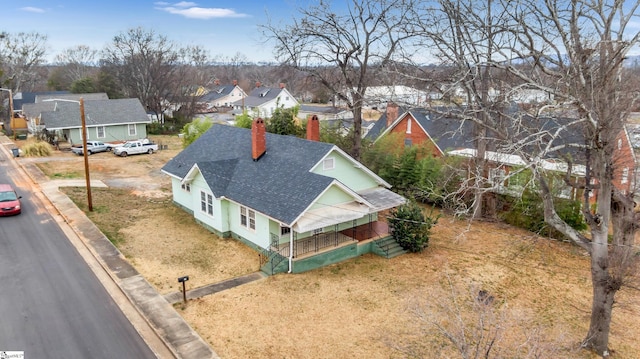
[40,135,640,358]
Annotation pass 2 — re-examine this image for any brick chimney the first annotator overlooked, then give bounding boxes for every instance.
[386,102,399,127]
[214,79,220,86]
[306,115,320,141]
[252,118,266,161]
[233,79,238,86]
[255,81,261,88]
[279,82,286,89]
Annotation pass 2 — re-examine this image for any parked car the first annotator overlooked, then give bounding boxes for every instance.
[71,141,109,155]
[0,184,22,216]
[112,139,158,157]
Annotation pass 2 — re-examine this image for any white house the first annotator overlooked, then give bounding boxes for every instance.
[231,82,299,118]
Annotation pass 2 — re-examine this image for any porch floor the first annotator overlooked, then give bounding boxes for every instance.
[340,221,390,241]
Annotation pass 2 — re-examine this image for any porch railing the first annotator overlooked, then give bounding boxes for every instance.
[293,231,354,257]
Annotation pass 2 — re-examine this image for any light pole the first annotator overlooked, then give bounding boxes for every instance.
[43,98,93,211]
[0,88,14,137]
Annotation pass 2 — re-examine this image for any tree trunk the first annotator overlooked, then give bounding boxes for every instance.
[584,249,616,357]
[352,94,363,161]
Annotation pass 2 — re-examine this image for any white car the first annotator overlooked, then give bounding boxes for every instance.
[71,141,109,155]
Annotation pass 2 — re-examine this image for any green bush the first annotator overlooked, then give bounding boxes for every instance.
[180,118,213,147]
[389,201,439,252]
[499,189,586,238]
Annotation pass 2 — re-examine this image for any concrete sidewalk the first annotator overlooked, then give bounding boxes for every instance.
[0,137,224,359]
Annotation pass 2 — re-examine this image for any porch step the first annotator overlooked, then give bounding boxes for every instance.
[375,237,407,259]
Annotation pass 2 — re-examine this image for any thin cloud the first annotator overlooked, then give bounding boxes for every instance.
[20,7,46,13]
[155,2,248,19]
[173,1,198,6]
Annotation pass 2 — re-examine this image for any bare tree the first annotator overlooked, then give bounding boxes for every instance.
[100,27,182,122]
[53,45,99,82]
[171,45,217,120]
[261,0,421,160]
[0,32,48,92]
[417,1,640,356]
[410,0,518,219]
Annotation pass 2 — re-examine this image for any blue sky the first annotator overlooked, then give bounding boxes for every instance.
[3,1,305,63]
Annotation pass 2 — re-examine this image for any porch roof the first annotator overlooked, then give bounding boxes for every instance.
[357,187,407,212]
[293,201,369,233]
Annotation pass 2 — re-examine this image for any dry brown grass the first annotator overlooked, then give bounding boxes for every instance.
[36,135,639,359]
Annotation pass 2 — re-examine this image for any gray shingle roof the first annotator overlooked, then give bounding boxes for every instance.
[13,91,70,111]
[22,102,56,119]
[200,86,235,102]
[36,93,109,102]
[162,124,338,225]
[410,109,476,152]
[40,98,151,129]
[231,87,283,107]
[369,107,588,163]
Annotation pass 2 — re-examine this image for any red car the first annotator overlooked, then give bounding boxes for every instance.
[0,184,22,216]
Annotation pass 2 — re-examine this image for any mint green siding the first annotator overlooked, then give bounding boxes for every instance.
[170,178,192,209]
[178,170,271,249]
[311,151,378,191]
[67,124,149,145]
[191,175,225,231]
[309,185,355,211]
[226,201,270,249]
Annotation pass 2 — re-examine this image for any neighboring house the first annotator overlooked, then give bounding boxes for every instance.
[298,104,350,121]
[38,98,151,145]
[332,85,428,109]
[7,91,70,134]
[12,91,71,116]
[22,93,110,133]
[198,80,247,112]
[161,117,406,274]
[367,104,636,202]
[231,82,299,118]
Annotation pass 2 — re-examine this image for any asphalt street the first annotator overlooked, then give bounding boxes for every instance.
[0,149,158,358]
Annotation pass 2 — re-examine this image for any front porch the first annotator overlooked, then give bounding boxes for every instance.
[259,221,395,274]
[273,221,391,258]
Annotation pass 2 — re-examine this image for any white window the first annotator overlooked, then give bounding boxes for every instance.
[240,206,255,230]
[181,183,191,192]
[313,228,324,235]
[128,124,137,136]
[406,119,412,134]
[96,126,105,138]
[240,207,247,227]
[249,209,256,230]
[281,226,291,236]
[323,157,335,170]
[200,191,213,216]
[621,167,629,184]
